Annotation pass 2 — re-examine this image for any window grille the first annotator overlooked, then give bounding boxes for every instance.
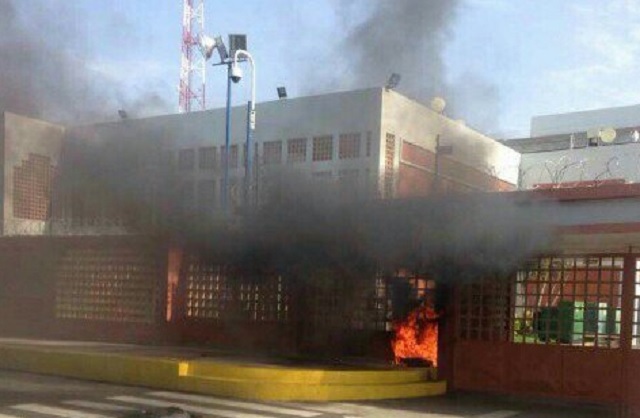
[339,133,361,159]
[178,149,195,171]
[55,247,160,324]
[312,171,332,180]
[184,260,290,322]
[220,145,239,169]
[263,141,283,165]
[384,133,396,198]
[632,259,640,348]
[513,256,622,348]
[198,147,217,170]
[287,138,307,163]
[197,180,216,213]
[312,136,333,162]
[458,278,511,341]
[180,181,195,215]
[13,153,55,220]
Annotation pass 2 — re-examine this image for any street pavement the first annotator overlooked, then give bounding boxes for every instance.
[0,370,615,418]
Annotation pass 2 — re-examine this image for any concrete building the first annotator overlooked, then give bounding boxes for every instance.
[509,105,640,189]
[1,88,520,235]
[0,113,65,235]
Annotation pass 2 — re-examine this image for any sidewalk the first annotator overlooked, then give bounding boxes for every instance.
[0,338,446,402]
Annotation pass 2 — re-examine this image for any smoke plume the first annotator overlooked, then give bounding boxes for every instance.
[0,0,170,124]
[306,0,501,133]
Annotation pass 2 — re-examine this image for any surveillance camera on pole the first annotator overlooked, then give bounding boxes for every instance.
[230,64,243,83]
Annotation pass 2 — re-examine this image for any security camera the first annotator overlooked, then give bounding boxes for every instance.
[230,65,243,83]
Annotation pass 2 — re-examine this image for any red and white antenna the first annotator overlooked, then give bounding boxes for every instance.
[179,0,206,113]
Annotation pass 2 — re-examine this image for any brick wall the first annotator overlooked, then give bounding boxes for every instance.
[397,141,515,197]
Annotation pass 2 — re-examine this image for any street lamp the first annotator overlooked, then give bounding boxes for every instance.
[230,49,256,206]
[198,34,246,214]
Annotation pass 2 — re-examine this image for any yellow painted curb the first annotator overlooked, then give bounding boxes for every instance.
[184,360,435,385]
[0,345,446,402]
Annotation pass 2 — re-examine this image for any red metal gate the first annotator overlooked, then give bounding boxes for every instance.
[452,254,640,415]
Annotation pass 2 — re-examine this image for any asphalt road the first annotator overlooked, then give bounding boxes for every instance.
[0,370,616,418]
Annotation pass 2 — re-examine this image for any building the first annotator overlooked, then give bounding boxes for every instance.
[509,105,640,189]
[1,88,520,235]
[0,112,64,235]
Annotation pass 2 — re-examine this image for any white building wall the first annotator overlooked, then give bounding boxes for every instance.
[531,104,640,137]
[520,143,640,189]
[380,90,520,187]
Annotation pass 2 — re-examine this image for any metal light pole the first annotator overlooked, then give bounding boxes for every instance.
[223,63,232,213]
[231,49,256,207]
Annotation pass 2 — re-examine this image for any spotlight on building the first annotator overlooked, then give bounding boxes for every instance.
[118,110,128,120]
[385,73,401,90]
[277,87,288,99]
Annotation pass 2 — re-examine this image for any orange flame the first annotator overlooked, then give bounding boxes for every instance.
[391,304,439,367]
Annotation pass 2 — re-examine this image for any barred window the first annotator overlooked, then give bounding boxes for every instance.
[338,169,359,192]
[184,260,290,322]
[632,259,640,348]
[339,133,361,159]
[198,147,217,170]
[178,149,195,171]
[263,141,283,165]
[180,181,196,214]
[458,278,511,341]
[197,180,216,213]
[513,256,622,348]
[222,145,239,169]
[312,171,332,180]
[287,138,307,163]
[384,133,396,198]
[313,136,333,162]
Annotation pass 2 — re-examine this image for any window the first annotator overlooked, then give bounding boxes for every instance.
[384,133,396,198]
[338,169,359,193]
[287,138,307,163]
[312,136,333,161]
[312,171,332,180]
[513,256,623,348]
[178,149,195,171]
[633,259,640,348]
[198,147,217,170]
[13,153,55,220]
[339,133,361,159]
[180,181,196,214]
[263,141,283,165]
[366,131,372,157]
[197,180,216,213]
[222,145,239,169]
[458,278,511,341]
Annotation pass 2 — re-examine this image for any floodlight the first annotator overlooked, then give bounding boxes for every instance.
[277,87,287,99]
[198,34,228,62]
[385,73,401,90]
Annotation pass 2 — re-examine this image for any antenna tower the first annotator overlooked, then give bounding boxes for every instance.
[179,0,206,113]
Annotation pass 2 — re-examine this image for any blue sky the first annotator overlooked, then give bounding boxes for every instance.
[22,0,640,137]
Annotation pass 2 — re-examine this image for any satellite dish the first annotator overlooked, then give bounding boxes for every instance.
[599,127,617,143]
[430,97,446,114]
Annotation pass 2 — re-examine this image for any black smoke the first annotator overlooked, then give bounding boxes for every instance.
[0,0,170,123]
[305,0,501,134]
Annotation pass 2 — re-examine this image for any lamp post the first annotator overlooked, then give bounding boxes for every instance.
[198,34,251,215]
[231,50,256,206]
